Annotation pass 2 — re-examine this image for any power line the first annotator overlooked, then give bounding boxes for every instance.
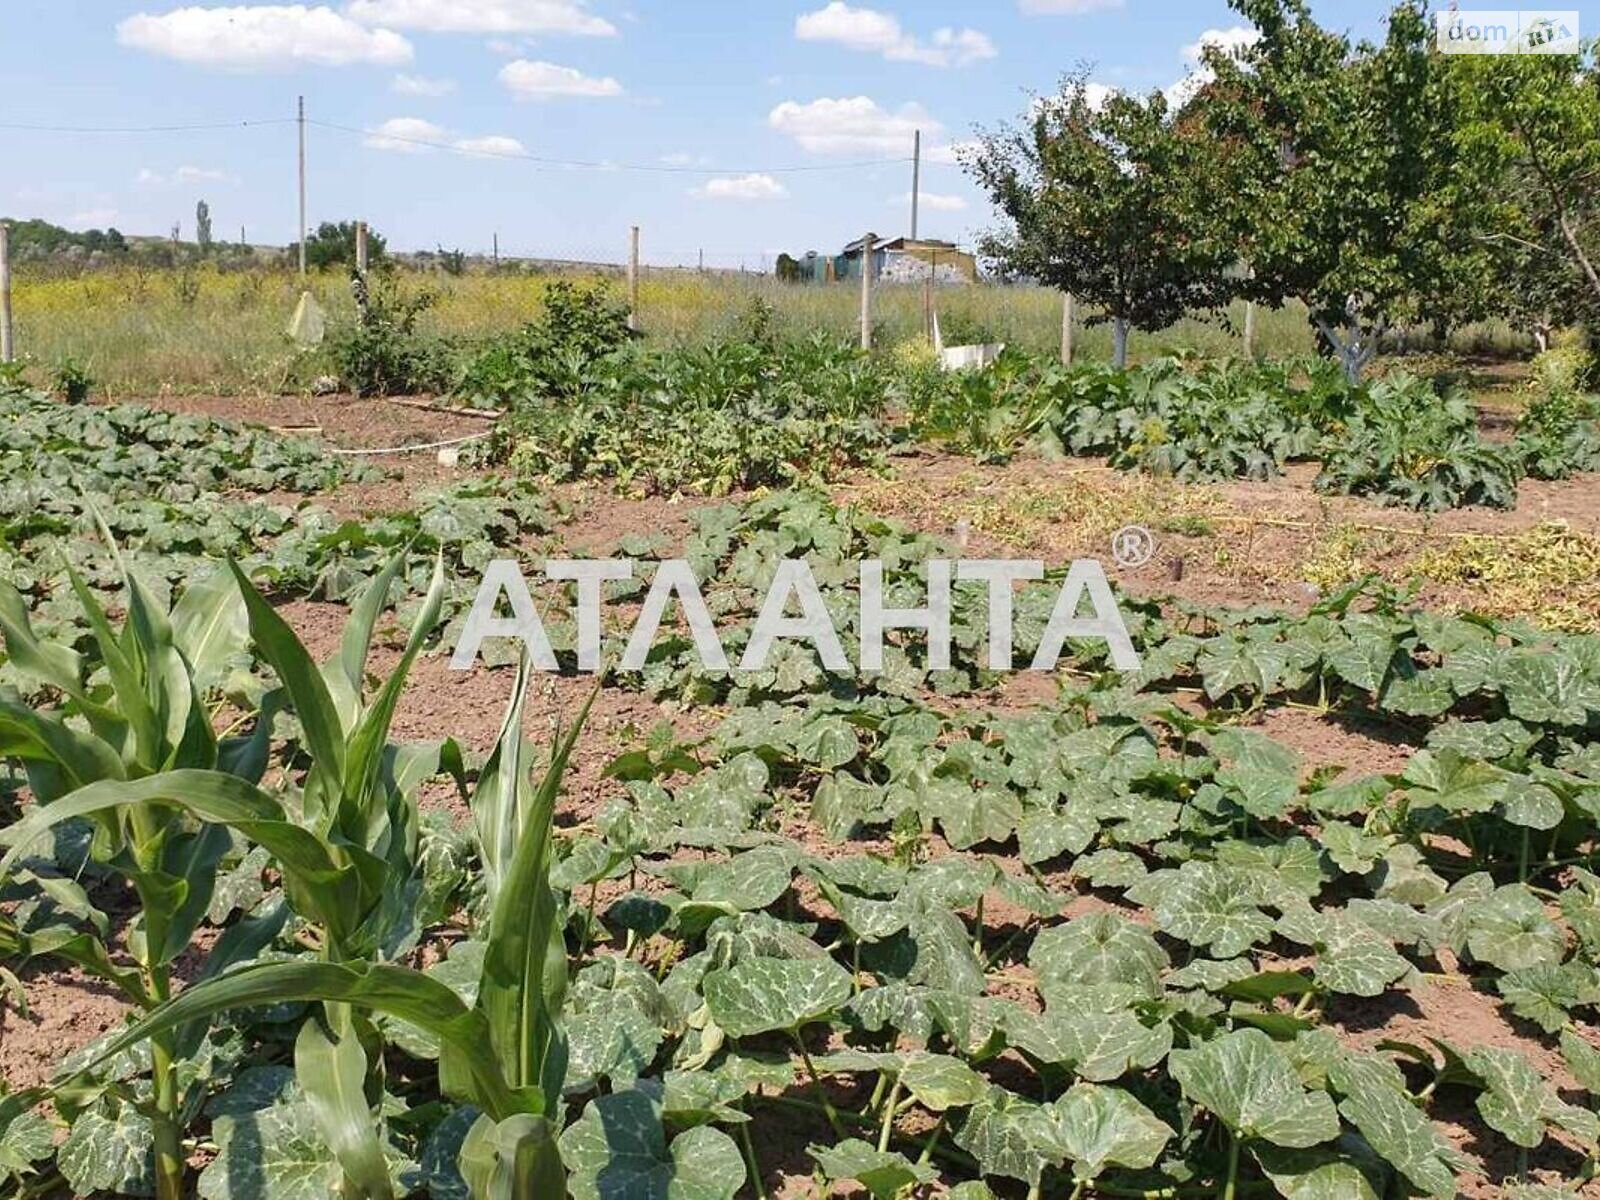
[0,112,921,175]
[0,119,294,133]
[307,118,912,174]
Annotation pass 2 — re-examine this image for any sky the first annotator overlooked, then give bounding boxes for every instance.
[0,0,1475,268]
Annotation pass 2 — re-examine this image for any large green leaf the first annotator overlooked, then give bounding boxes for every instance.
[1026,1082,1174,1181]
[228,558,348,785]
[294,1017,394,1200]
[1028,912,1167,1010]
[475,686,593,1111]
[953,1086,1049,1188]
[810,1140,936,1199]
[702,956,853,1037]
[198,1102,346,1200]
[1328,1054,1468,1200]
[59,959,522,1121]
[1152,863,1274,957]
[1463,1046,1599,1150]
[459,1112,566,1200]
[169,566,249,692]
[1169,1029,1340,1149]
[1276,905,1409,997]
[58,1104,155,1197]
[558,1091,744,1200]
[1005,1007,1172,1082]
[1252,1140,1386,1200]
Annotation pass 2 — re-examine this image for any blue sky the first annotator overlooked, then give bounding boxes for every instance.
[4,0,1440,266]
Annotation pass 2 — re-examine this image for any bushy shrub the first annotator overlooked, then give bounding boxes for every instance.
[1315,374,1524,510]
[456,281,633,407]
[327,273,454,397]
[51,357,94,405]
[1514,385,1600,480]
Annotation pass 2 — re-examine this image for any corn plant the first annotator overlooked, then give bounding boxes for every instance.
[0,549,449,1198]
[24,666,591,1200]
[0,557,262,1200]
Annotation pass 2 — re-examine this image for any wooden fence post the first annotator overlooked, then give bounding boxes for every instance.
[628,225,641,332]
[1243,300,1257,360]
[1061,293,1075,365]
[859,232,876,351]
[0,221,12,364]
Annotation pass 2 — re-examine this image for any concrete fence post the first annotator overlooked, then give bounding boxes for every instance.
[859,232,876,351]
[0,221,13,364]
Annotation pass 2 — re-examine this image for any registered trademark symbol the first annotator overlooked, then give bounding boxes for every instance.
[1111,524,1156,568]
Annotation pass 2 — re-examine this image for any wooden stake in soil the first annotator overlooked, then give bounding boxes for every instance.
[859,231,876,351]
[1061,293,1075,365]
[0,221,12,364]
[628,225,641,333]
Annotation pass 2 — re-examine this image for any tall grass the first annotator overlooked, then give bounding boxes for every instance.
[7,262,1529,397]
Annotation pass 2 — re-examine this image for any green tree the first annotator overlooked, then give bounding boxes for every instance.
[1200,0,1486,382]
[295,220,388,271]
[965,74,1244,367]
[1448,39,1600,339]
[195,199,213,252]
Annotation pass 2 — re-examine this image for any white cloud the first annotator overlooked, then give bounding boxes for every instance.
[1180,25,1260,65]
[895,190,966,211]
[1082,82,1115,111]
[1166,25,1259,108]
[499,58,623,98]
[454,134,526,156]
[693,173,788,201]
[795,3,995,68]
[346,0,614,35]
[117,5,412,69]
[1031,82,1115,119]
[392,72,455,95]
[660,151,712,166]
[364,116,446,151]
[768,96,939,156]
[1018,0,1123,12]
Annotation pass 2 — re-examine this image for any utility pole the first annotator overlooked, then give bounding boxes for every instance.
[492,232,499,267]
[355,220,369,277]
[911,130,921,241]
[297,95,308,276]
[859,232,876,351]
[1061,293,1075,365]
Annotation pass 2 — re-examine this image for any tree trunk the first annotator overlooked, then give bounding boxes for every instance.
[1534,318,1552,354]
[1112,318,1130,369]
[1315,318,1378,387]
